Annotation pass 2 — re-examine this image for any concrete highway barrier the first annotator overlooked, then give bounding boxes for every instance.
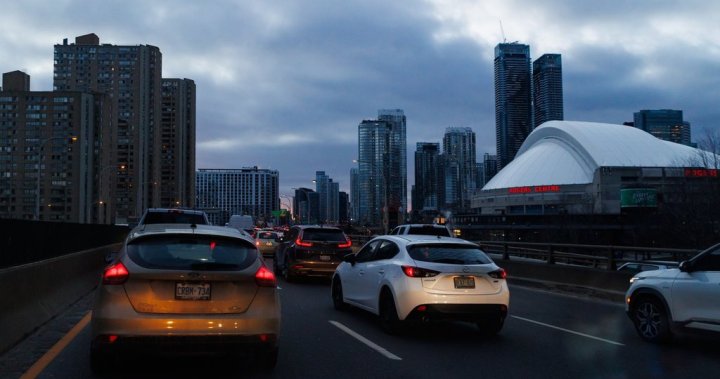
[0,243,121,354]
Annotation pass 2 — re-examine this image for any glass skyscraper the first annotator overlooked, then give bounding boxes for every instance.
[357,109,407,231]
[443,127,477,210]
[533,53,564,128]
[633,109,691,146]
[495,43,532,170]
[413,142,440,215]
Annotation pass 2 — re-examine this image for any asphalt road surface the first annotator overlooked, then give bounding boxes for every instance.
[2,273,719,379]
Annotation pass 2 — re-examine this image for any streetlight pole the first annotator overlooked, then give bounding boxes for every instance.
[35,136,77,220]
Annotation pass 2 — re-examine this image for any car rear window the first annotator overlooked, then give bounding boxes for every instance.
[408,244,493,265]
[258,232,278,239]
[301,229,346,242]
[143,211,207,225]
[127,235,257,271]
[407,226,451,236]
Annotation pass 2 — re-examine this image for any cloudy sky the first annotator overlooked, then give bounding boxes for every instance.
[1,0,718,196]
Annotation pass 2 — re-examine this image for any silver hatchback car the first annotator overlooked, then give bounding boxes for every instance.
[90,224,280,373]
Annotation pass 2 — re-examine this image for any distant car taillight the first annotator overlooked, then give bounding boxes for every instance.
[488,268,507,280]
[103,262,129,285]
[338,238,352,249]
[295,238,313,247]
[255,266,277,287]
[401,265,440,278]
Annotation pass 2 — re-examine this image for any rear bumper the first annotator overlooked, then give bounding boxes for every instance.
[92,333,278,355]
[288,260,340,278]
[405,303,508,322]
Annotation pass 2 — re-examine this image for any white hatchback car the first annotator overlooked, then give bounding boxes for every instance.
[331,235,509,334]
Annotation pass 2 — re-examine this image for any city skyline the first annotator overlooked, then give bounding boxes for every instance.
[1,0,718,195]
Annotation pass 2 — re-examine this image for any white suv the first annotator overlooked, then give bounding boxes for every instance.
[625,243,720,342]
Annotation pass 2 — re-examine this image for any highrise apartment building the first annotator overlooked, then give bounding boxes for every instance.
[54,33,163,223]
[443,127,477,210]
[378,109,407,218]
[160,78,196,208]
[0,71,102,222]
[412,142,440,216]
[315,170,340,224]
[633,109,691,146]
[357,110,407,231]
[195,168,279,226]
[495,43,532,170]
[533,53,564,128]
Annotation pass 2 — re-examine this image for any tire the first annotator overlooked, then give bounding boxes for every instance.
[378,290,402,334]
[282,256,294,283]
[89,346,113,374]
[477,317,504,336]
[257,348,278,370]
[331,277,347,311]
[631,296,672,343]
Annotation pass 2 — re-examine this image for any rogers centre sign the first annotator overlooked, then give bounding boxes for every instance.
[508,185,561,194]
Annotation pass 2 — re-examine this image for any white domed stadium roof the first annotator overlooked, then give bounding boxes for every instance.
[483,120,707,190]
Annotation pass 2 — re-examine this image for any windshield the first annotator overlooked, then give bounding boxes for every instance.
[127,235,256,270]
[408,244,493,265]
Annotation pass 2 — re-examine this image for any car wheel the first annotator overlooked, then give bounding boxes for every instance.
[477,317,504,335]
[331,277,347,311]
[631,296,672,343]
[89,346,113,374]
[256,347,278,370]
[379,290,402,334]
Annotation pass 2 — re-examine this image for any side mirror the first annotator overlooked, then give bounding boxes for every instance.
[105,252,119,264]
[679,260,691,272]
[343,254,357,265]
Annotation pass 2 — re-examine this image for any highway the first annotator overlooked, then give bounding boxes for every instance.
[2,270,719,378]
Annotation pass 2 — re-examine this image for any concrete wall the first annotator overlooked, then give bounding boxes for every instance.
[0,243,121,354]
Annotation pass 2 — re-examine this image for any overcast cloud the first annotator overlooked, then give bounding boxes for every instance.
[1,0,718,195]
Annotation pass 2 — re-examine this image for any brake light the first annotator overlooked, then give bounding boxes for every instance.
[488,268,507,280]
[338,238,352,249]
[255,266,277,287]
[401,265,439,278]
[295,238,313,247]
[103,262,129,285]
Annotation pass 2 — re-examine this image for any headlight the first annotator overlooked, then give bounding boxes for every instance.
[629,276,644,284]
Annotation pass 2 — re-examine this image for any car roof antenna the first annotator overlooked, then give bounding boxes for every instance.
[190,223,197,233]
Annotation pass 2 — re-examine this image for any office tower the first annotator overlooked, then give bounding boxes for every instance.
[195,167,279,226]
[0,72,102,222]
[54,33,163,223]
[633,109,691,146]
[481,153,499,188]
[413,142,440,217]
[349,167,359,223]
[358,120,388,228]
[160,78,196,208]
[533,53,564,128]
[377,109,407,223]
[443,127,477,210]
[293,187,318,225]
[495,43,532,170]
[338,191,349,224]
[315,171,340,224]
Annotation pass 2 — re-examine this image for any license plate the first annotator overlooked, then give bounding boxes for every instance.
[175,282,211,300]
[454,276,475,289]
[319,255,331,261]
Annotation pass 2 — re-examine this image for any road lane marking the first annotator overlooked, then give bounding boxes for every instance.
[21,311,92,379]
[511,315,625,346]
[329,320,402,360]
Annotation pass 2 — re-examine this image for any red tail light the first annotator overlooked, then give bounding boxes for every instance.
[338,238,352,249]
[401,265,439,278]
[103,262,129,285]
[295,238,313,247]
[255,266,277,287]
[488,268,507,280]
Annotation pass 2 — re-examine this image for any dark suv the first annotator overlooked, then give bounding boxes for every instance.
[273,225,352,281]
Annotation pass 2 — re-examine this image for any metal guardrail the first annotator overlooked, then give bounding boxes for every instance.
[348,234,700,271]
[473,240,699,270]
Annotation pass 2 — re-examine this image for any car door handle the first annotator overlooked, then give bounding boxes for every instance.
[378,270,385,275]
[359,270,365,275]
